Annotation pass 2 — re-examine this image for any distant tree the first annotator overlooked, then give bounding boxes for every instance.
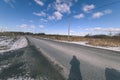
[84,34,91,38]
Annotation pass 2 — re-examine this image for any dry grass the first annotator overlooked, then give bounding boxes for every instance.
[87,38,120,47]
[34,35,120,47]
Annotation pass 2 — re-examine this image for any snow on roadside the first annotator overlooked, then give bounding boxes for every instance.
[8,77,34,80]
[10,37,28,50]
[0,38,14,48]
[0,37,28,53]
[71,41,88,45]
[70,41,120,52]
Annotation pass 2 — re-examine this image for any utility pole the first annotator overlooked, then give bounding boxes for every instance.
[68,15,70,41]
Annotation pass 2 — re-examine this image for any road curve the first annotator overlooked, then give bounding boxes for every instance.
[28,36,120,80]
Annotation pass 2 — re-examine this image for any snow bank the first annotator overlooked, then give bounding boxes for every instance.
[0,37,28,53]
[70,41,120,52]
[10,37,28,50]
[0,38,14,48]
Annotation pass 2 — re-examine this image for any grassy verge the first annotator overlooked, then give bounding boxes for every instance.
[33,35,120,47]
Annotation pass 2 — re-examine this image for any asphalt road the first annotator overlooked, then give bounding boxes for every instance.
[28,36,120,80]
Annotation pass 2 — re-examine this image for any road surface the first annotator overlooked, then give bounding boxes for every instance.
[28,36,120,80]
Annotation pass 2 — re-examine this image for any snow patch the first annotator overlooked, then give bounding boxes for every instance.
[8,77,34,80]
[10,37,28,50]
[70,41,120,52]
[0,37,28,53]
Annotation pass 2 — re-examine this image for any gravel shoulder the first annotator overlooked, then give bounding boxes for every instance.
[0,37,65,80]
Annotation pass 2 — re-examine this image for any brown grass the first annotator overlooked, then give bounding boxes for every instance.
[34,35,120,47]
[87,38,120,47]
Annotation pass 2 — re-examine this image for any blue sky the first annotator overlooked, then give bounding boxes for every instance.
[0,0,120,35]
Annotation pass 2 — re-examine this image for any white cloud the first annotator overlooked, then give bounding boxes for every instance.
[33,11,46,17]
[48,16,55,20]
[30,25,35,28]
[74,13,84,19]
[56,0,61,3]
[47,0,71,20]
[55,3,71,14]
[70,30,75,33]
[34,0,44,6]
[52,0,76,14]
[20,24,28,28]
[47,4,52,10]
[40,18,48,22]
[4,0,15,3]
[39,25,45,28]
[92,9,112,19]
[4,0,15,8]
[104,9,112,14]
[92,12,104,18]
[75,0,78,2]
[109,28,120,32]
[86,27,120,32]
[54,11,63,20]
[48,11,63,20]
[46,0,77,20]
[83,4,95,13]
[20,24,36,29]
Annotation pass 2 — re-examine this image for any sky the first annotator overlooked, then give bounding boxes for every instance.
[0,0,120,36]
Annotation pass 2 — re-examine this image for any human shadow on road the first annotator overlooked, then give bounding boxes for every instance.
[68,56,82,80]
[105,68,120,80]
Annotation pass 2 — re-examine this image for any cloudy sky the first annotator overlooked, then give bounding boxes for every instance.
[0,0,120,35]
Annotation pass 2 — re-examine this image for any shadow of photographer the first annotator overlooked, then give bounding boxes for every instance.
[105,68,120,80]
[68,55,82,80]
[67,55,120,80]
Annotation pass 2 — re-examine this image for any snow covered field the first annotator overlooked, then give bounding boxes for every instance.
[0,36,28,53]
